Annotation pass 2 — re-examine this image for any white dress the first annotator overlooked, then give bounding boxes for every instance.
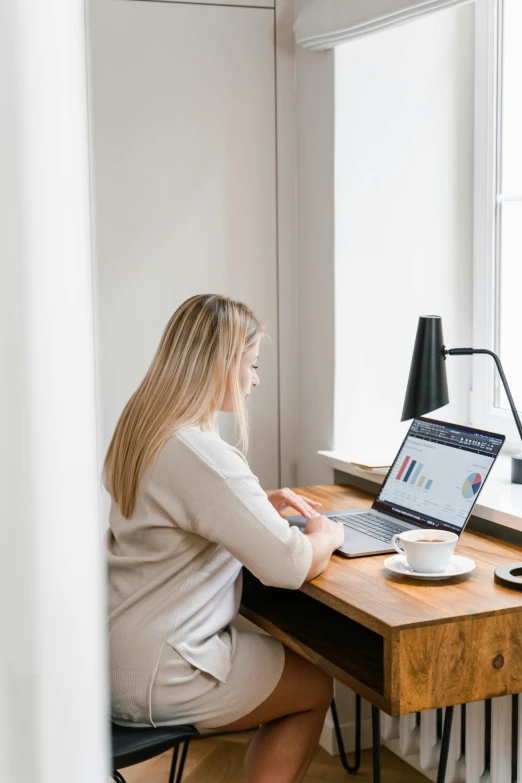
[107,426,312,729]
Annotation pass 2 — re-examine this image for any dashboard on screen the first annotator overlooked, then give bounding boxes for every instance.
[373,418,505,534]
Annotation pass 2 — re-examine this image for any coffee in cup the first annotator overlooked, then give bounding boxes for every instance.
[415,538,447,543]
[392,529,458,573]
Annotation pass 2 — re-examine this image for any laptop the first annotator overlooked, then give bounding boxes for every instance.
[287,417,505,557]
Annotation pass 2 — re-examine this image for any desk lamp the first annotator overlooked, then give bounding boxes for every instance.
[401,315,522,485]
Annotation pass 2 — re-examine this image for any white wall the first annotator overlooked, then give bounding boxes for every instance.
[88,0,280,509]
[296,3,475,483]
[296,45,337,486]
[333,4,475,464]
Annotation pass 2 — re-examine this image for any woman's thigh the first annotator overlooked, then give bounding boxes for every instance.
[210,646,333,732]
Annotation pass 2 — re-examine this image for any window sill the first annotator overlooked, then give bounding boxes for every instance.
[318,450,522,534]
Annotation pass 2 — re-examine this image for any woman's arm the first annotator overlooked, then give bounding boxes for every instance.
[303,514,345,581]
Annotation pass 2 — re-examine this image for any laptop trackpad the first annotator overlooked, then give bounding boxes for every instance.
[337,529,394,557]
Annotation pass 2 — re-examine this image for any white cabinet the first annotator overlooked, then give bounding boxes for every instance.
[88,0,279,490]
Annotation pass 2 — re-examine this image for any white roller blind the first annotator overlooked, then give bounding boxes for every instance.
[294,0,475,50]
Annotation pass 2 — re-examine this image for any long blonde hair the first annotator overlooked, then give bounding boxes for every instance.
[104,294,263,518]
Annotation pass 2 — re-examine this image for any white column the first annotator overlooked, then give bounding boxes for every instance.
[0,2,109,782]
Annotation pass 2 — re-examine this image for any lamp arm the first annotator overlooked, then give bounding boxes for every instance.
[445,347,522,444]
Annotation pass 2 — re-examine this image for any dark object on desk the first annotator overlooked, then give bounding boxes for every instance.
[402,314,522,484]
[494,562,522,592]
[111,722,199,783]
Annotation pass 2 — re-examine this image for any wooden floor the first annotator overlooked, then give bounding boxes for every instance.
[118,730,429,782]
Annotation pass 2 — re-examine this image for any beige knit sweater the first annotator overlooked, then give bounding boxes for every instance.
[107,426,313,724]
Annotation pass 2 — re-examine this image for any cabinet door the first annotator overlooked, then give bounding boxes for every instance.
[88,0,278,489]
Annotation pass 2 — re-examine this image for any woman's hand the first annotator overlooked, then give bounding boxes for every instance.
[303,513,345,546]
[303,513,345,581]
[267,488,323,519]
[267,490,341,581]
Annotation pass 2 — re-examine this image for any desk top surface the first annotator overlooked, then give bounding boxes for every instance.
[290,484,522,637]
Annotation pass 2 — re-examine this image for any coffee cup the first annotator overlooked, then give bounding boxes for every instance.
[391,529,458,573]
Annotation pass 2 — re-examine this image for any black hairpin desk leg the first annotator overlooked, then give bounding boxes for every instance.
[371,706,381,783]
[331,696,362,774]
[436,706,454,783]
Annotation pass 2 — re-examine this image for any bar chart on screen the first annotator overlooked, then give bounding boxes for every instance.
[395,455,434,489]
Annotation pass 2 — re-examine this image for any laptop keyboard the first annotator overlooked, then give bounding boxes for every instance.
[330,512,409,544]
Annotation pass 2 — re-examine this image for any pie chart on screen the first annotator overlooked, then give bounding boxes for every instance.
[462,472,482,499]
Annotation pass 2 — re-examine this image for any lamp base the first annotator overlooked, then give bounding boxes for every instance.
[511,456,522,484]
[495,563,522,591]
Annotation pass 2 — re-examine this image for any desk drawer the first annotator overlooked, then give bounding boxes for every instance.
[399,612,522,713]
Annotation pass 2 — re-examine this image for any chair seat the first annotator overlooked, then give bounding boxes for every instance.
[111,722,200,769]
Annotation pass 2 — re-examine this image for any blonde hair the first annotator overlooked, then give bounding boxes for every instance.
[104,294,263,518]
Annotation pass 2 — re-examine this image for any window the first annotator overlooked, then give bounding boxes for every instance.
[472,0,522,449]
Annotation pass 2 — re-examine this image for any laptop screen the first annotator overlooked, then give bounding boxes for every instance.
[373,418,505,535]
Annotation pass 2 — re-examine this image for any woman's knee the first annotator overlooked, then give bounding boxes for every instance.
[310,665,334,711]
[282,648,333,712]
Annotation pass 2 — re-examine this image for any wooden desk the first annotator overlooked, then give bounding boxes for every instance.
[241,485,522,717]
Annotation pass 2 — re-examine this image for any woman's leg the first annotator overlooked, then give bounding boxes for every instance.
[211,646,333,783]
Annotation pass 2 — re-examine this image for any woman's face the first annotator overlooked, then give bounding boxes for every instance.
[220,340,260,412]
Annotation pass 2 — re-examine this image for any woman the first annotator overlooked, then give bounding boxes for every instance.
[106,294,344,783]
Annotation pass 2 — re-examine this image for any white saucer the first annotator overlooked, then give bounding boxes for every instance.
[383,554,476,581]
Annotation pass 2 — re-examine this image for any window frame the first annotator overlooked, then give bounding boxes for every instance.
[471,0,520,452]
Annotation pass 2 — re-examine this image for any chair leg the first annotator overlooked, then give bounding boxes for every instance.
[168,740,191,783]
[175,741,191,783]
[167,745,180,783]
[372,705,381,783]
[331,696,362,774]
[436,706,454,783]
[111,772,127,783]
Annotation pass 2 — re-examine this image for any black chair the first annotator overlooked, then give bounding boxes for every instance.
[111,722,200,783]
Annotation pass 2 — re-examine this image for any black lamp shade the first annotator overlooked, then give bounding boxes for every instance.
[401,315,449,421]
